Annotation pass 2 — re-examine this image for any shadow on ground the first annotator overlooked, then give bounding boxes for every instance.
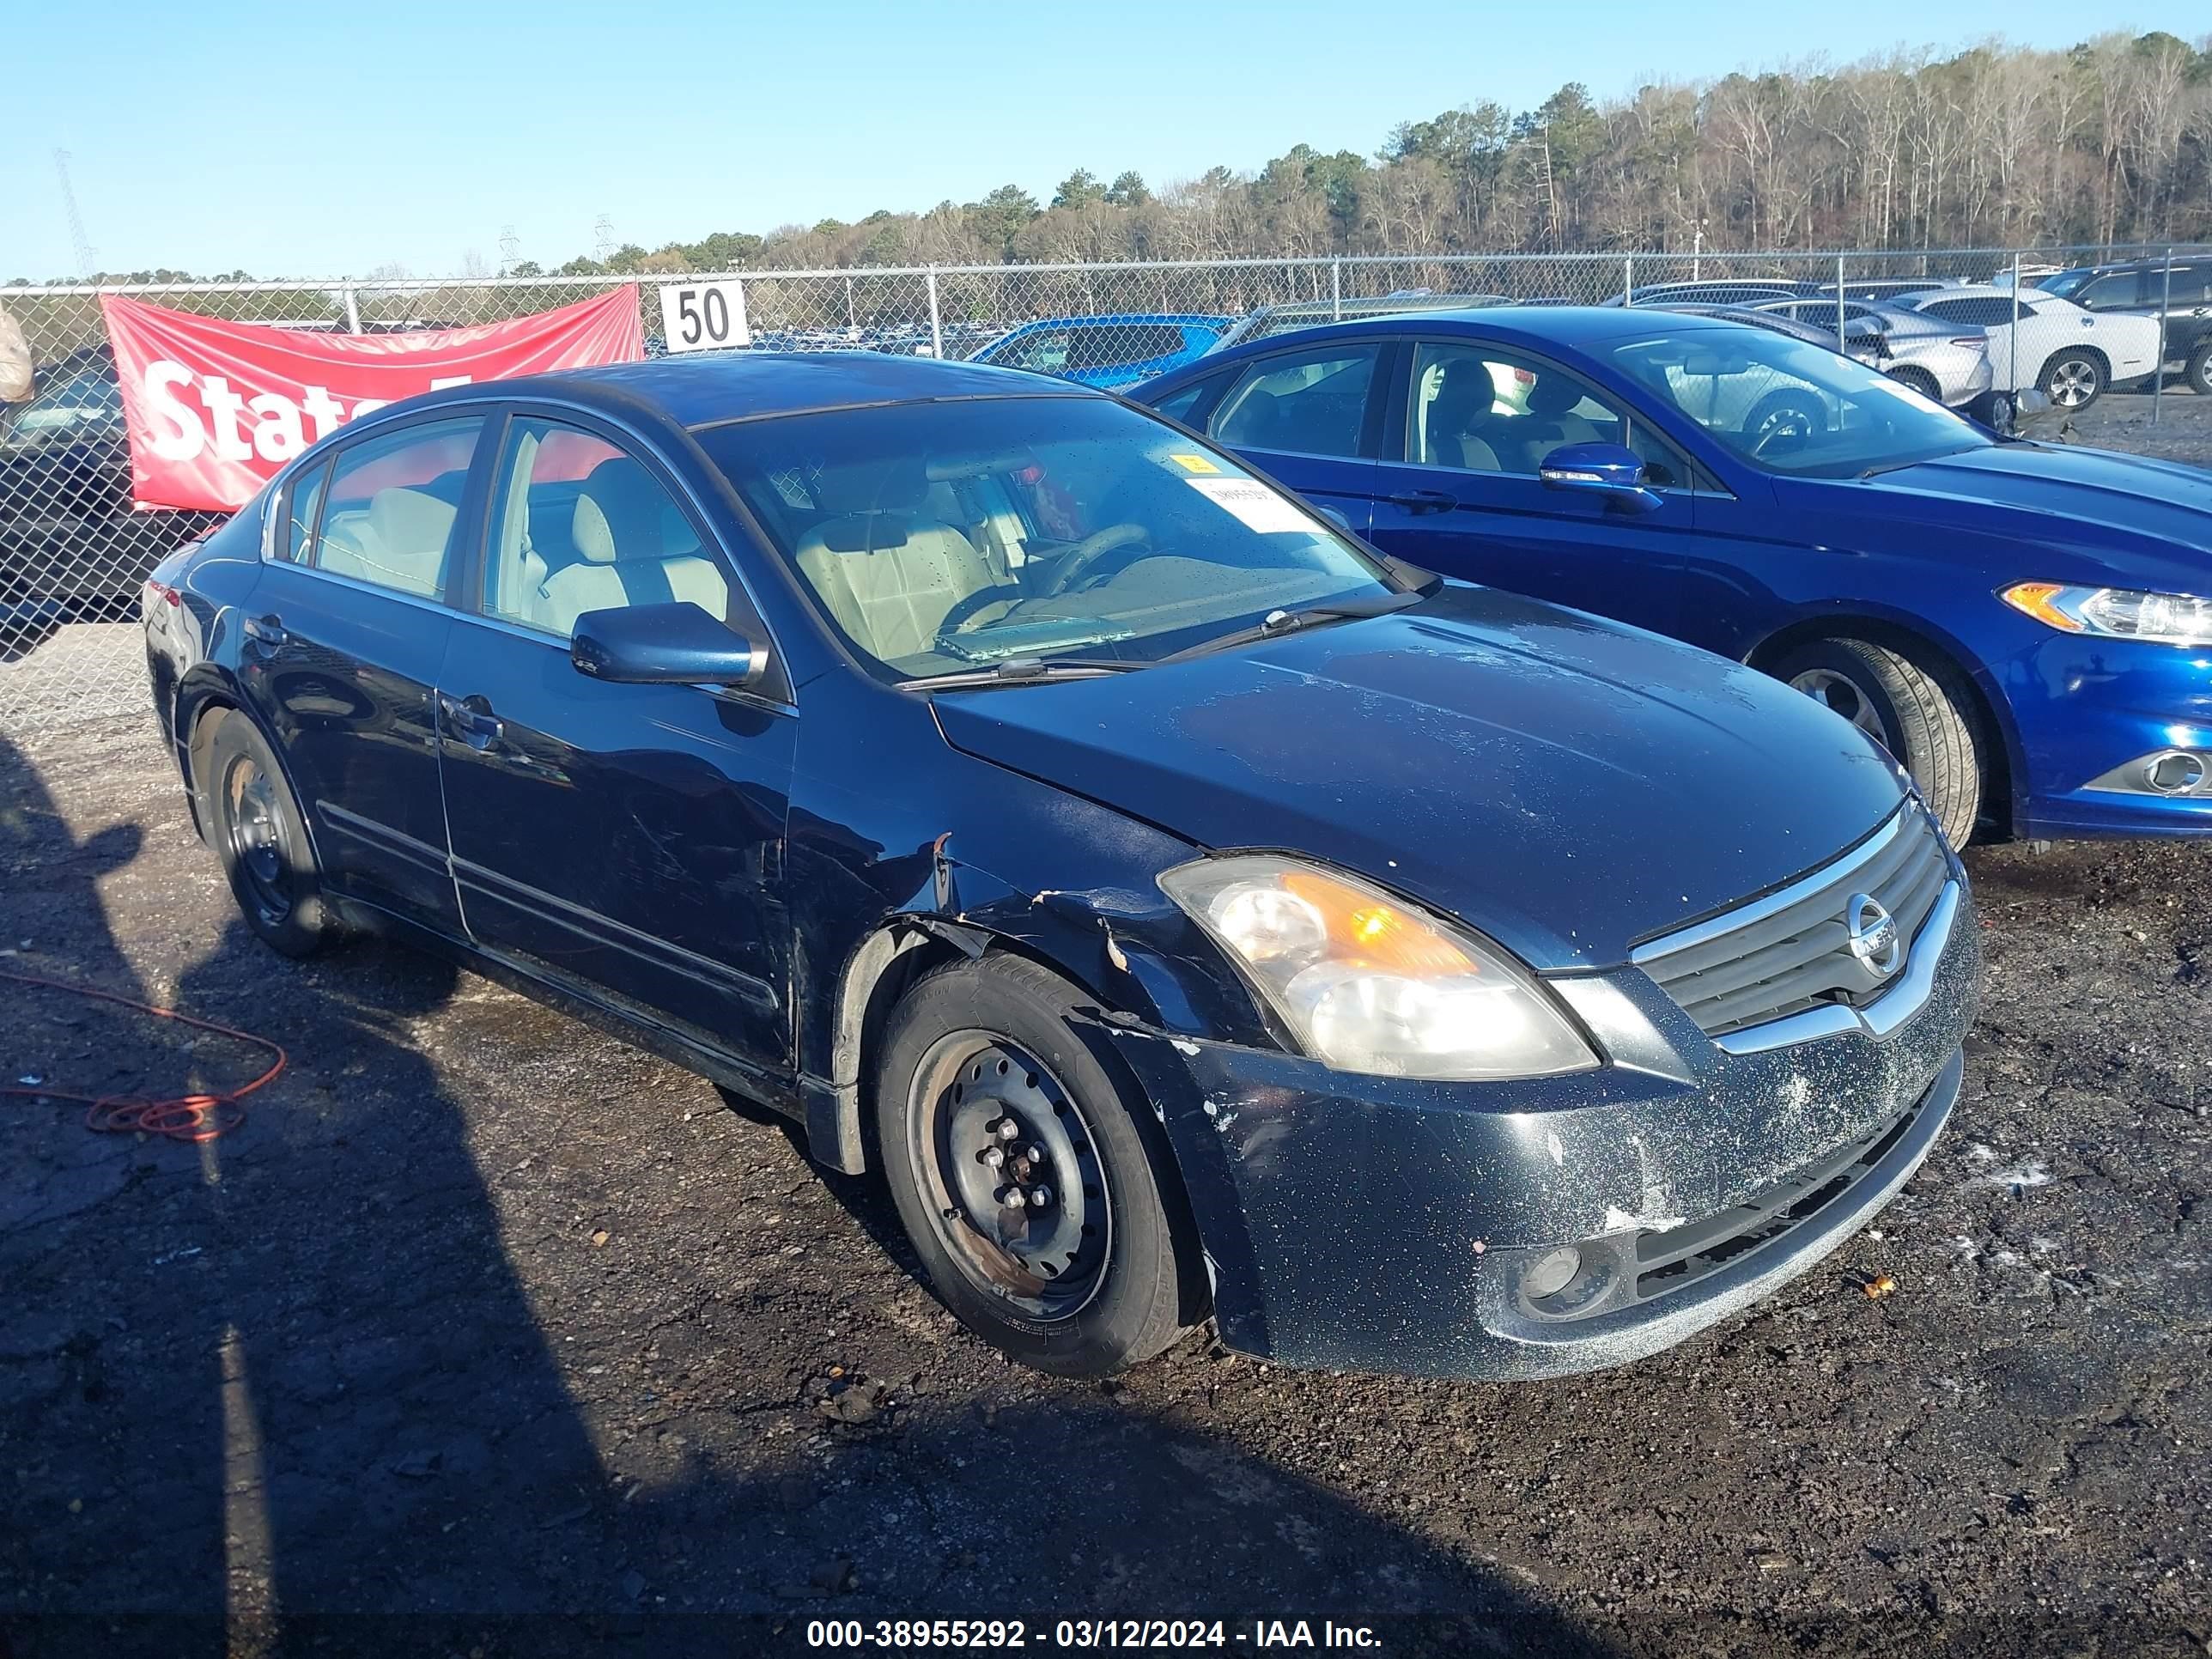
[0,733,1609,1656]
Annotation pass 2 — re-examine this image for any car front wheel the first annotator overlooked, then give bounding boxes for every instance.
[2040,349,2104,410]
[2185,341,2212,398]
[875,954,1200,1376]
[1771,639,1983,850]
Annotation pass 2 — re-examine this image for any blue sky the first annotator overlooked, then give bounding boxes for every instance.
[5,0,2170,281]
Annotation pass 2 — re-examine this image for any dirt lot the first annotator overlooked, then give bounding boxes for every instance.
[3,406,2209,1658]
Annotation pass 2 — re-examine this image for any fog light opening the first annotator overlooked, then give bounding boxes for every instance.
[2142,750,2207,795]
[1519,1245,1583,1301]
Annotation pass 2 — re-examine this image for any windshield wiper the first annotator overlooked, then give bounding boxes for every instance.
[906,657,1143,691]
[1158,591,1423,666]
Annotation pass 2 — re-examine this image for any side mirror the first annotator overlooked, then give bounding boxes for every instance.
[1316,505,1353,532]
[570,601,770,690]
[1537,442,1662,514]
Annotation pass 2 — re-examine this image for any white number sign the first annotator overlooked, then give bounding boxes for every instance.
[656,279,750,352]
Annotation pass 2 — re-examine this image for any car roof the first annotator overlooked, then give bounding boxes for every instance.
[994,313,1228,330]
[1152,304,1754,386]
[480,350,1101,428]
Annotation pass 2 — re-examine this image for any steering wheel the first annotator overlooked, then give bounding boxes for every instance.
[1039,523,1149,599]
[1744,391,1825,459]
[937,583,1025,637]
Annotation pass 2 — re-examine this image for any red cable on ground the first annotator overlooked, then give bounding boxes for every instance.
[0,969,285,1143]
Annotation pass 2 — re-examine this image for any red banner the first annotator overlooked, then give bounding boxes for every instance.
[100,287,645,510]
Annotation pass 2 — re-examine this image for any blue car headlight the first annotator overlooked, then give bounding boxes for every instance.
[1159,854,1596,1081]
[2002,581,2212,647]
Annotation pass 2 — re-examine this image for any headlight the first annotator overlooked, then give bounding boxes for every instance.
[1158,854,1595,1080]
[2002,581,2212,647]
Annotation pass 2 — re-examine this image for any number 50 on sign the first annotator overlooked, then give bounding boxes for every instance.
[656,279,750,352]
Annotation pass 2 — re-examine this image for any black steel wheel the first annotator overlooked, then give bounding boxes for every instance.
[204,711,338,957]
[875,954,1200,1376]
[905,1033,1111,1322]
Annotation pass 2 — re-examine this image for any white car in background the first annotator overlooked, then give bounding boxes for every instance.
[1899,285,2161,410]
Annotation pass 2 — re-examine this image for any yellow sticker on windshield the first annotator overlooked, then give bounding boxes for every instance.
[1167,453,1221,474]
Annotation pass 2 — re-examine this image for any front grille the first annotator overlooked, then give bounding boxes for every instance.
[1632,1088,1926,1302]
[1634,806,1950,1038]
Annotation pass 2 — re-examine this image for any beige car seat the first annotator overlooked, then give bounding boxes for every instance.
[793,456,1000,661]
[537,457,728,635]
[317,485,459,599]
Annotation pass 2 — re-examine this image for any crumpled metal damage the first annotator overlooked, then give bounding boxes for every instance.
[1088,883,1979,1379]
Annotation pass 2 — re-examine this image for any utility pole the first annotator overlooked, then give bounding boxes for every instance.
[498,225,521,276]
[593,215,616,264]
[52,149,96,278]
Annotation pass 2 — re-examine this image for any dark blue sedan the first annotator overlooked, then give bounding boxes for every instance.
[1134,307,2212,846]
[143,352,1975,1380]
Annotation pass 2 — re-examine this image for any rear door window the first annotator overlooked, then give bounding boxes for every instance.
[1211,343,1382,459]
[312,416,484,602]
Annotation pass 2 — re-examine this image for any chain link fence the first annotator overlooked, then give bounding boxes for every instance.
[3,244,2204,747]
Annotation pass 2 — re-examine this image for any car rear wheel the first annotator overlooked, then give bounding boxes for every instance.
[204,711,339,957]
[2185,342,2212,398]
[2039,349,2104,410]
[1885,366,1942,401]
[1770,639,1983,850]
[875,954,1199,1376]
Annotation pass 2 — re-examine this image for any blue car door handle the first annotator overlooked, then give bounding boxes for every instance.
[1389,489,1458,514]
[242,613,287,649]
[437,691,504,751]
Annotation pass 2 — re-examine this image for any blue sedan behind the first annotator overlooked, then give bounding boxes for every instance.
[967,313,1228,388]
[1133,307,2212,845]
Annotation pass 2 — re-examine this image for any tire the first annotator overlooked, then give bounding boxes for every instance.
[874,954,1199,1376]
[2185,341,2212,398]
[203,711,339,957]
[2039,349,2104,411]
[1769,638,1983,850]
[1885,366,1942,401]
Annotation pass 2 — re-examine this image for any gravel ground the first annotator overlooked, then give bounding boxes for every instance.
[3,410,2209,1659]
[2047,380,2212,463]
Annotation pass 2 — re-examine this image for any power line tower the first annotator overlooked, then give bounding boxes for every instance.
[592,215,615,264]
[498,225,521,274]
[52,149,97,278]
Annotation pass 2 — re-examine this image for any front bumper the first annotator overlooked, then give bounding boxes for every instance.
[1101,872,1979,1380]
[2008,634,2212,839]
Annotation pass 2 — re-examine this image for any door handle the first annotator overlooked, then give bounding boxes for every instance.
[1388,489,1458,514]
[242,613,287,649]
[437,692,504,751]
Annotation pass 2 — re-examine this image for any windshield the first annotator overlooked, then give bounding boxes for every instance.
[1604,325,1991,477]
[696,396,1396,681]
[2037,269,2093,300]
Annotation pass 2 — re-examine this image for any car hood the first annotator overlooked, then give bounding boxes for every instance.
[1841,443,2212,573]
[930,585,1907,971]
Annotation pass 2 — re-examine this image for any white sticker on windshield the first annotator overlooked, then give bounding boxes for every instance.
[1184,476,1314,532]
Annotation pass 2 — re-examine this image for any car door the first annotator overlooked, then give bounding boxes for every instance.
[433,407,798,1082]
[1912,296,2024,387]
[240,412,489,930]
[1200,337,1388,532]
[1361,337,1695,635]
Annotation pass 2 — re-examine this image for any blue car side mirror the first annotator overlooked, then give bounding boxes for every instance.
[571,601,771,690]
[1537,442,1662,514]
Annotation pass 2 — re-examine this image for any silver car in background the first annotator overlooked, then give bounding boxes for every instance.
[1753,298,1994,409]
